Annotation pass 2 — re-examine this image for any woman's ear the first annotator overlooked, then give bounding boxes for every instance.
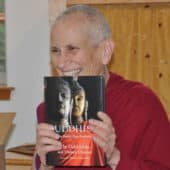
[100,39,115,65]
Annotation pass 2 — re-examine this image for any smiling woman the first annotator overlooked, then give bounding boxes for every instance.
[0,0,6,85]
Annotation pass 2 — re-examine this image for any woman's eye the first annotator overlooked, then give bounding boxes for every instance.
[68,46,75,51]
[77,96,83,101]
[51,47,60,54]
[67,45,79,51]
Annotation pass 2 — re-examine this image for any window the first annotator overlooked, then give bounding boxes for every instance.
[0,0,6,85]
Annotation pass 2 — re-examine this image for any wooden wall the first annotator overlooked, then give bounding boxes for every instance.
[92,3,170,118]
[48,0,66,26]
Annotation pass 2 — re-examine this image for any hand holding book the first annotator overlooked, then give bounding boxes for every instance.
[35,123,62,167]
[89,111,120,169]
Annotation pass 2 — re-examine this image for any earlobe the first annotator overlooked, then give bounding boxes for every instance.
[102,40,114,65]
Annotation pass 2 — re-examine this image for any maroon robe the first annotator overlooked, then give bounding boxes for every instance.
[36,72,170,170]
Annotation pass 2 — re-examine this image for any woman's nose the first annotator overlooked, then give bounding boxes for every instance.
[57,52,69,69]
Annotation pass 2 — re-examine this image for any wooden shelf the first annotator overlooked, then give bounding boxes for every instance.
[6,152,32,166]
[67,0,170,5]
[0,13,5,21]
[0,87,14,100]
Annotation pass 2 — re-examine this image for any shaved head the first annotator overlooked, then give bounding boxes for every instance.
[52,5,111,45]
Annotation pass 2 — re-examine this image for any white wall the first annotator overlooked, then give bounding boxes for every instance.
[0,0,50,148]
[0,0,66,148]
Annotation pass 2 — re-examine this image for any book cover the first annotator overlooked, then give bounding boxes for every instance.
[44,76,106,167]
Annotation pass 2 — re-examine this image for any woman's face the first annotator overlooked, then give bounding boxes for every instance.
[72,90,85,117]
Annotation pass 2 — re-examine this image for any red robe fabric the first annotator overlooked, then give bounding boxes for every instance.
[36,72,170,170]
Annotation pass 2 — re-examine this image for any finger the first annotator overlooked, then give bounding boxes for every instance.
[93,135,108,152]
[97,112,112,125]
[89,123,115,142]
[38,136,62,146]
[89,118,108,130]
[89,116,115,138]
[37,129,60,140]
[93,133,116,156]
[105,132,116,155]
[89,124,108,140]
[37,123,54,131]
[36,145,61,158]
[37,144,62,165]
[40,144,62,154]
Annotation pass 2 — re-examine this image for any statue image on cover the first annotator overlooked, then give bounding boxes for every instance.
[70,79,88,126]
[55,78,105,166]
[53,78,72,135]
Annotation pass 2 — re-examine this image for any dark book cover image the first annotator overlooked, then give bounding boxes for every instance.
[44,76,106,167]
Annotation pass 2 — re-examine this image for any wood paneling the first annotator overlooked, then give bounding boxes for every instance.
[6,152,32,170]
[48,0,66,26]
[0,144,5,170]
[93,4,170,118]
[6,166,31,170]
[67,0,170,5]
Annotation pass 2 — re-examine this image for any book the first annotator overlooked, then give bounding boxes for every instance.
[44,76,106,167]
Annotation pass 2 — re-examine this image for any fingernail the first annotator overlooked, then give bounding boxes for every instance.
[89,119,94,124]
[97,111,102,116]
[49,126,53,130]
[89,125,94,131]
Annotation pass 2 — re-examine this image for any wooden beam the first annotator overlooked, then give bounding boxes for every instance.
[6,158,32,166]
[0,87,14,100]
[0,145,5,170]
[67,0,170,5]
